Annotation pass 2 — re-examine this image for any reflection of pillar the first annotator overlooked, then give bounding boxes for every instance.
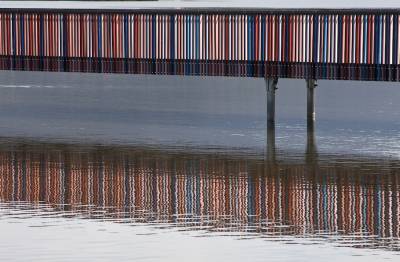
[63,152,71,211]
[265,124,278,186]
[266,125,276,163]
[305,123,318,165]
[266,78,278,127]
[306,79,317,127]
[305,123,318,195]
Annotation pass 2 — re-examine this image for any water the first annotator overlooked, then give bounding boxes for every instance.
[0,71,399,261]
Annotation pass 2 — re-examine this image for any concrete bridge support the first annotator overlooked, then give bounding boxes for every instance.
[306,79,317,127]
[265,78,278,128]
[266,78,317,127]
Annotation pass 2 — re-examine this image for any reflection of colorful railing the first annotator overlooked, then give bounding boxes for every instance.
[1,6,400,80]
[0,146,399,250]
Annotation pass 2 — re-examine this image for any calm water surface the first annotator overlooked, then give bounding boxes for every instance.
[0,71,399,261]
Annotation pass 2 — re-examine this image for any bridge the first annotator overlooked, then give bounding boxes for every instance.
[1,1,400,126]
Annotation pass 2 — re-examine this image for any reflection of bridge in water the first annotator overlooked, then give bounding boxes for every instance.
[0,139,399,251]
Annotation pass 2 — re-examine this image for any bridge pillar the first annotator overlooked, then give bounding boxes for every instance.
[306,79,317,126]
[265,78,278,127]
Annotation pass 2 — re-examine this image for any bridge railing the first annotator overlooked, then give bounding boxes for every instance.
[1,10,400,80]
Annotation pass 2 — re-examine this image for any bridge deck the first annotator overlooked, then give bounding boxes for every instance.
[1,1,400,81]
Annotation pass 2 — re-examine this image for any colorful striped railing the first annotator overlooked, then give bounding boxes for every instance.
[1,9,400,80]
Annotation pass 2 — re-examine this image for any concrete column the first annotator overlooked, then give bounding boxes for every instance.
[265,78,278,127]
[306,79,317,126]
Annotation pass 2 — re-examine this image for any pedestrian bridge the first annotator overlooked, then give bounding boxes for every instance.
[1,1,400,81]
[0,1,399,124]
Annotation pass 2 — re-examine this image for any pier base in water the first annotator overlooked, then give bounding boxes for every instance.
[265,78,278,127]
[266,125,276,163]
